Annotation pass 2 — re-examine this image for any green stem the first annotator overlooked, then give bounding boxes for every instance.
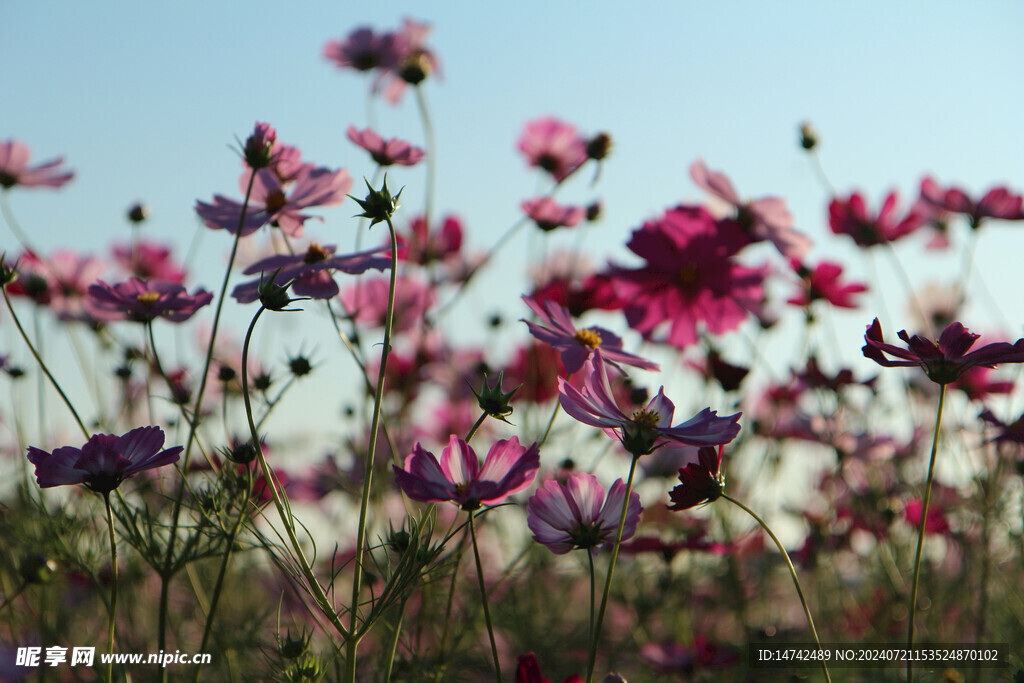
[2,288,89,439]
[468,510,502,682]
[345,214,400,682]
[382,595,408,682]
[103,493,118,683]
[906,383,946,683]
[587,549,596,646]
[465,411,487,443]
[722,493,831,683]
[585,455,639,683]
[414,85,436,228]
[433,531,469,683]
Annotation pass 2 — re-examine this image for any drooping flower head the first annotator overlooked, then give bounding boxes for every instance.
[27,426,182,494]
[605,205,767,349]
[527,472,642,555]
[393,435,540,510]
[0,139,74,189]
[862,318,1024,385]
[667,445,725,510]
[88,278,213,323]
[242,122,277,170]
[520,295,658,374]
[558,355,741,457]
[347,126,425,167]
[517,117,588,182]
[690,158,811,259]
[920,176,1024,229]
[521,197,586,232]
[231,244,390,303]
[828,191,924,247]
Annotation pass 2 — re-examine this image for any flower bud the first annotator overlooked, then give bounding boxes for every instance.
[471,371,520,424]
[19,553,58,585]
[799,121,818,151]
[243,122,277,170]
[350,175,402,227]
[586,132,613,161]
[127,202,150,224]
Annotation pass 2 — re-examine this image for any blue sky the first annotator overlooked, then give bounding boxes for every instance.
[4,1,1024,442]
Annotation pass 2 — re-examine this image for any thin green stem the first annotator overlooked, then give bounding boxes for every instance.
[2,288,89,439]
[433,531,469,683]
[585,455,639,683]
[468,511,502,682]
[465,411,487,443]
[722,493,831,683]
[587,550,596,646]
[906,383,946,683]
[0,190,40,255]
[539,397,562,448]
[345,213,400,682]
[103,493,118,683]
[414,85,436,228]
[382,595,407,682]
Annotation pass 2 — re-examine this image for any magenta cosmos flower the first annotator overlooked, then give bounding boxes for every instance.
[323,26,398,72]
[27,426,182,494]
[690,158,811,259]
[396,213,463,265]
[0,139,74,189]
[517,116,587,182]
[862,318,1024,385]
[196,165,352,238]
[393,435,540,510]
[920,176,1024,229]
[667,445,725,510]
[347,126,424,167]
[828,191,925,247]
[232,243,390,303]
[606,205,766,349]
[112,240,185,284]
[558,355,741,457]
[526,472,642,555]
[786,259,867,309]
[520,295,658,374]
[88,278,213,323]
[521,197,585,232]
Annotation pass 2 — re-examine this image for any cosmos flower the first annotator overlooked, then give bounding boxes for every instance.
[690,158,811,259]
[0,139,74,189]
[605,205,766,348]
[392,435,540,510]
[376,18,441,103]
[111,241,185,284]
[558,355,741,456]
[667,445,725,510]
[526,472,642,555]
[6,249,106,322]
[521,197,586,232]
[396,213,463,265]
[27,426,182,494]
[920,176,1024,229]
[231,243,390,303]
[88,278,213,323]
[520,295,658,374]
[346,126,425,167]
[517,117,588,182]
[323,27,398,72]
[862,318,1024,385]
[828,191,925,247]
[787,259,867,309]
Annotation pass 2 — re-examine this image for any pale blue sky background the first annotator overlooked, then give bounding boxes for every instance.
[3,1,1024,450]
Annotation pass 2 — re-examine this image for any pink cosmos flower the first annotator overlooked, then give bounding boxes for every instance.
[690,158,811,259]
[787,259,867,309]
[196,166,352,237]
[111,241,185,283]
[88,278,213,323]
[26,426,182,494]
[323,27,398,72]
[347,126,424,167]
[375,18,441,103]
[862,318,1024,385]
[0,139,74,189]
[667,445,725,510]
[920,176,1024,229]
[396,213,463,265]
[526,472,642,555]
[606,205,766,348]
[392,435,540,510]
[558,355,741,456]
[232,243,390,303]
[828,191,925,247]
[7,249,106,322]
[242,122,277,170]
[520,295,658,374]
[521,197,585,232]
[340,275,435,333]
[517,117,588,182]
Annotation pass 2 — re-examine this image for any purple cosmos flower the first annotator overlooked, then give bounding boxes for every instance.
[232,243,391,303]
[346,126,425,167]
[393,435,540,510]
[323,26,398,72]
[920,176,1024,229]
[0,139,74,189]
[828,191,925,247]
[521,197,586,232]
[558,355,741,457]
[88,278,213,323]
[862,318,1024,385]
[520,295,659,374]
[526,472,642,555]
[667,446,725,510]
[690,158,811,259]
[517,117,588,182]
[27,426,182,494]
[196,166,352,238]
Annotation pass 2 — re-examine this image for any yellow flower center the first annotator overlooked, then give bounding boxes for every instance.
[574,328,603,349]
[630,408,661,429]
[136,291,160,307]
[264,189,287,214]
[304,243,329,264]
